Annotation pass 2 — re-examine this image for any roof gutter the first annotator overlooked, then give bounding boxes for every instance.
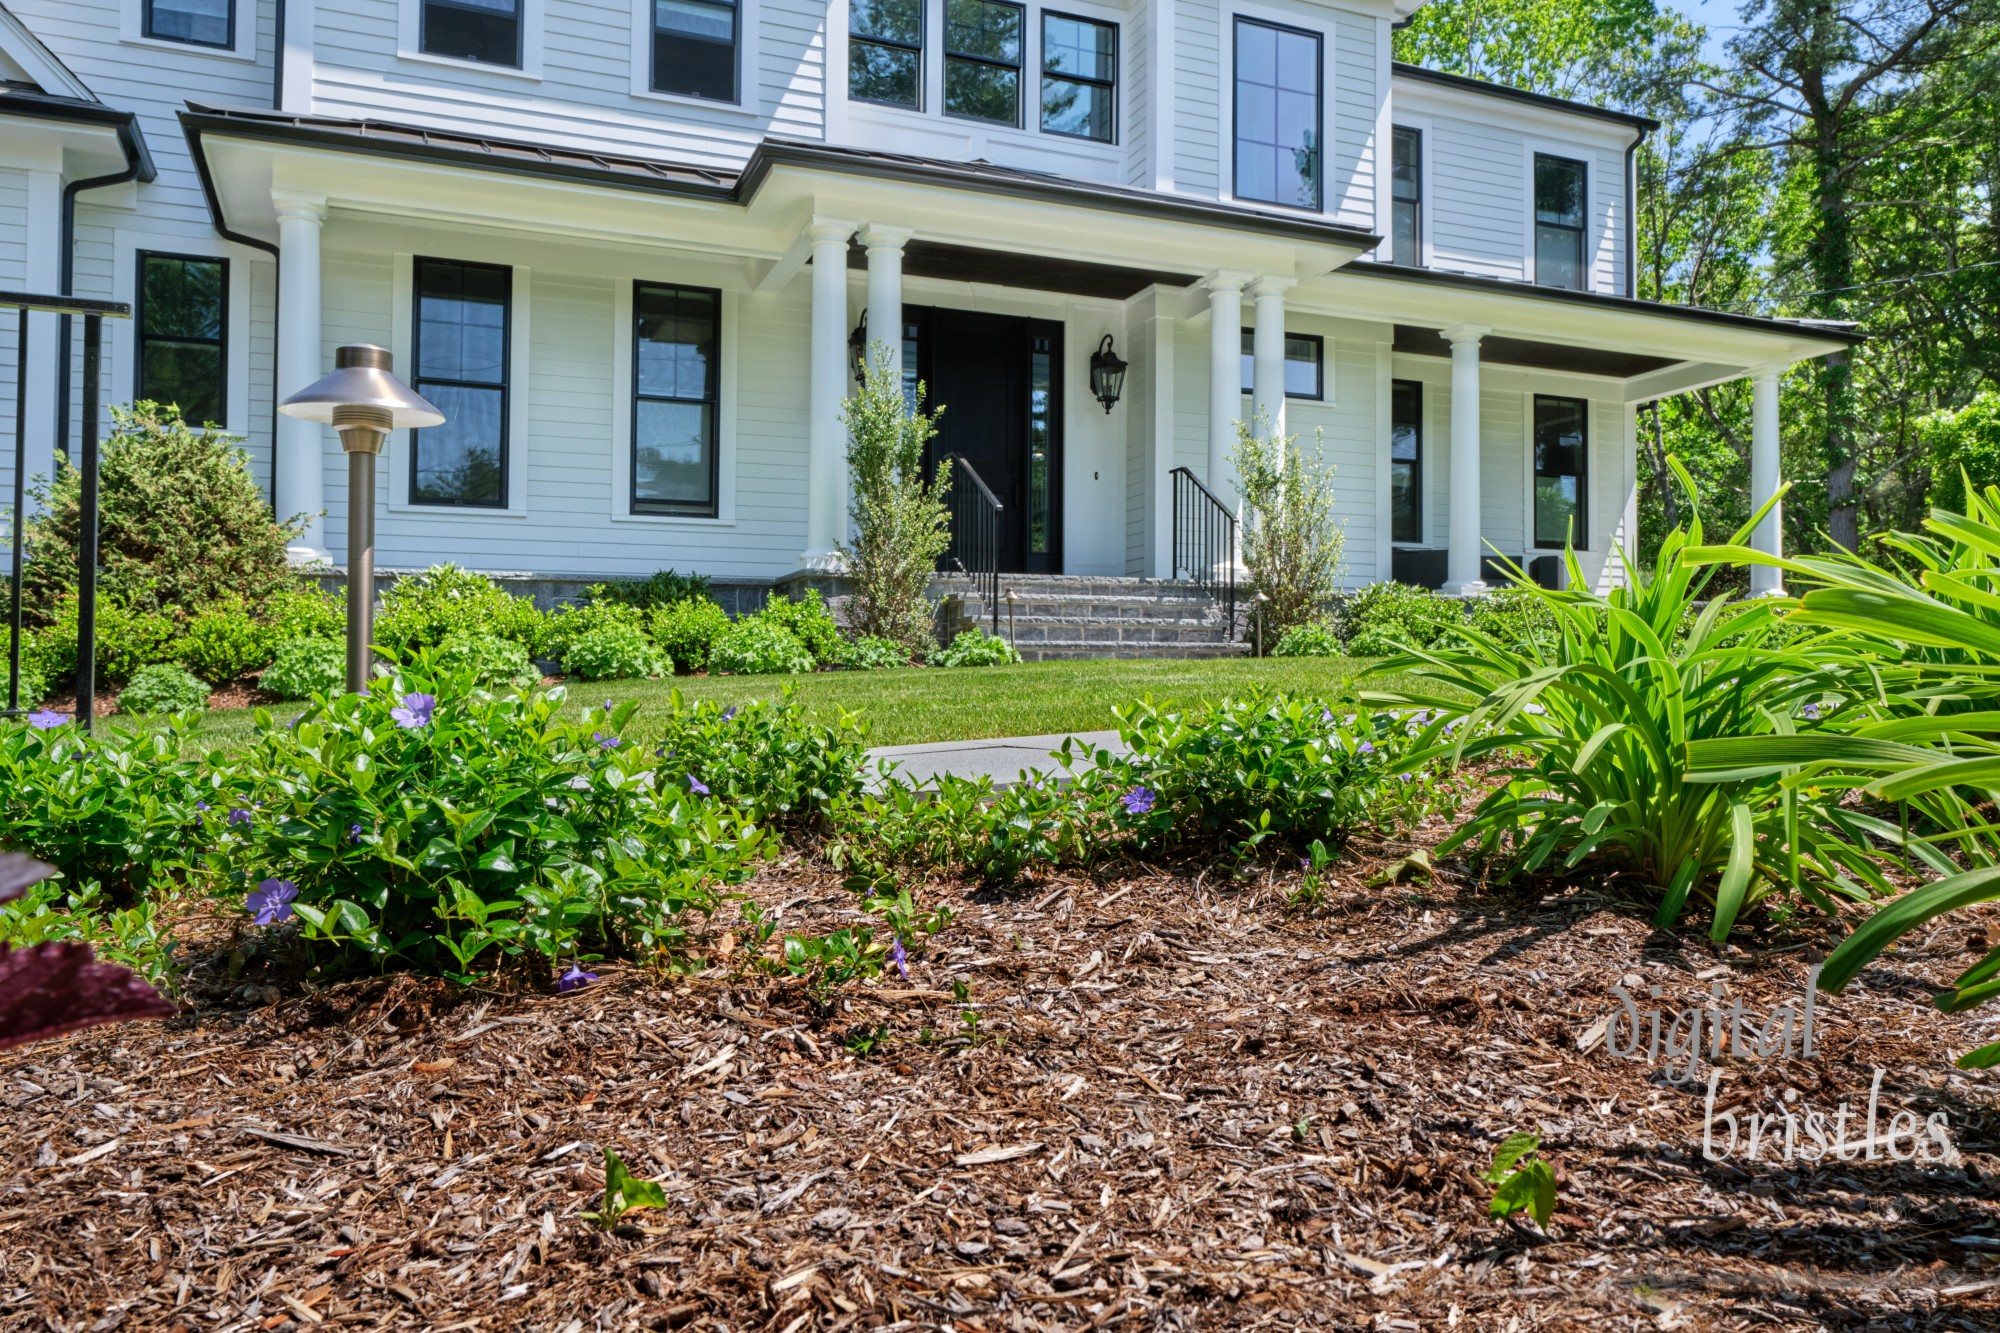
[1625,124,1646,299]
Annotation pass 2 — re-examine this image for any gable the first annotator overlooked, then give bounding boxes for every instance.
[0,3,96,101]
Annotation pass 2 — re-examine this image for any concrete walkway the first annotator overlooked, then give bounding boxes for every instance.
[866,730,1127,789]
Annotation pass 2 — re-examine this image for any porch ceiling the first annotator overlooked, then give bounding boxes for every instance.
[1392,325,1675,378]
[845,238,1198,301]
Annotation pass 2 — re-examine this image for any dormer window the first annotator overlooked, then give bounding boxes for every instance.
[1534,154,1587,290]
[144,0,233,48]
[851,0,925,109]
[944,0,1024,126]
[1233,18,1321,212]
[422,0,522,68]
[652,0,739,102]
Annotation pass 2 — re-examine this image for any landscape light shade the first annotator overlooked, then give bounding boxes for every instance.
[278,345,444,694]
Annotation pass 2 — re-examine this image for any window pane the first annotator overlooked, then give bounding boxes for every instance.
[636,287,718,401]
[1392,127,1420,201]
[635,400,716,509]
[1283,335,1319,398]
[1042,77,1112,140]
[1391,379,1420,544]
[851,0,921,44]
[1535,156,1584,226]
[851,42,921,105]
[1536,226,1582,290]
[141,342,224,424]
[413,384,506,506]
[656,0,732,40]
[142,255,224,340]
[945,59,1018,123]
[423,0,521,64]
[654,30,736,99]
[417,261,508,384]
[946,0,1019,62]
[1533,396,1587,547]
[147,0,231,46]
[1234,20,1319,209]
[1391,461,1417,544]
[1043,15,1113,81]
[1393,201,1418,266]
[1028,335,1053,554]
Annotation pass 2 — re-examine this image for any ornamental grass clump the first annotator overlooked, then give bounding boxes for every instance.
[1385,466,1890,943]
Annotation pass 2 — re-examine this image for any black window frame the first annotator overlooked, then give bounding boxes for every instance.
[1039,11,1117,144]
[943,0,1026,127]
[630,281,723,520]
[1533,152,1588,291]
[420,0,524,69]
[850,0,927,110]
[1531,393,1588,550]
[1391,125,1422,267]
[410,256,513,510]
[651,0,741,103]
[1390,378,1422,544]
[143,0,236,49]
[134,250,230,428]
[1231,16,1323,213]
[1238,328,1324,402]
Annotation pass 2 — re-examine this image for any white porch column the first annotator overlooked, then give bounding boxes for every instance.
[1203,271,1249,496]
[859,224,911,383]
[20,169,60,506]
[1443,324,1489,596]
[1749,364,1785,597]
[1249,276,1292,442]
[803,217,856,569]
[274,192,328,561]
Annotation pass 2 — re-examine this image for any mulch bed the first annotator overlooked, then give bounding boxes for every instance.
[6,825,2000,1330]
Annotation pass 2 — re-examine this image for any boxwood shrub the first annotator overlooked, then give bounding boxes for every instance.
[649,597,732,673]
[562,622,668,681]
[1274,621,1341,658]
[756,590,843,665]
[437,631,539,690]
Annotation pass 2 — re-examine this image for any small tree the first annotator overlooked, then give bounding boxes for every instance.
[1232,417,1344,648]
[22,402,304,624]
[840,350,952,656]
[1922,391,2000,515]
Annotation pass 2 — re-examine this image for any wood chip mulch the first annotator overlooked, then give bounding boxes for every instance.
[5,836,2000,1332]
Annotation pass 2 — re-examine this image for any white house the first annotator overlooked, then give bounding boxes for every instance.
[1,0,1857,622]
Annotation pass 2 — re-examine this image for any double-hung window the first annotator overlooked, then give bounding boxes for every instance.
[1238,330,1324,401]
[422,0,522,68]
[850,0,924,108]
[1391,126,1422,266]
[652,0,738,101]
[412,258,511,508]
[944,0,1023,125]
[1233,18,1321,211]
[1390,380,1422,543]
[144,0,233,48]
[1041,13,1115,142]
[1532,394,1588,548]
[632,283,721,518]
[136,252,228,427]
[1534,154,1587,290]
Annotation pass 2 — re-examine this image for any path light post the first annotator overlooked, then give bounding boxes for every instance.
[279,345,444,693]
[1252,591,1270,658]
[1005,587,1018,650]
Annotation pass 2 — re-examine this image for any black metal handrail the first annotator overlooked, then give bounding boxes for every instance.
[938,453,1003,635]
[1169,466,1237,639]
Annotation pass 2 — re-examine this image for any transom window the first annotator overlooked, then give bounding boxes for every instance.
[1390,379,1421,543]
[144,0,233,48]
[632,283,721,518]
[421,0,522,68]
[1534,154,1588,290]
[945,0,1024,125]
[412,258,511,508]
[653,0,738,102]
[136,252,227,427]
[1238,329,1324,401]
[1533,394,1588,548]
[1391,126,1422,266]
[1233,18,1321,211]
[1040,12,1115,142]
[850,0,925,108]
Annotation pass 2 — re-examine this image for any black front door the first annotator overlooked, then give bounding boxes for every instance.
[913,307,1062,574]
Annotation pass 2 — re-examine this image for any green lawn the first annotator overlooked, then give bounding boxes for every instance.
[185,656,1425,749]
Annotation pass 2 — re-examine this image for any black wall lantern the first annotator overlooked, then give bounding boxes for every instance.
[1089,334,1127,413]
[848,310,868,386]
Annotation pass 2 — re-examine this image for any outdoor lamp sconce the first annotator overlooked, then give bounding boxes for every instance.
[1089,335,1127,413]
[279,344,444,694]
[849,311,869,386]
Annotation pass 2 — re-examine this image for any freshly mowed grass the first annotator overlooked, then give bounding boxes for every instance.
[183,656,1426,749]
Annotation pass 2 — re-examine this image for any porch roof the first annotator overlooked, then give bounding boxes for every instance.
[0,84,154,181]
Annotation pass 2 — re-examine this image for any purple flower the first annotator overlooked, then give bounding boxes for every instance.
[888,937,909,980]
[1802,702,1822,721]
[558,964,598,993]
[246,878,298,926]
[1321,709,1335,725]
[594,731,622,751]
[196,801,210,812]
[390,692,436,729]
[1357,741,1376,756]
[26,710,66,730]
[348,823,365,843]
[227,808,252,827]
[688,775,710,796]
[720,706,738,721]
[1121,786,1156,816]
[605,700,615,713]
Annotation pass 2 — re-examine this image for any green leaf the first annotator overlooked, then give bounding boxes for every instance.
[1956,1041,2000,1071]
[1485,1132,1539,1182]
[1709,801,1757,944]
[1820,865,2000,992]
[593,1147,666,1226]
[1489,1168,1540,1220]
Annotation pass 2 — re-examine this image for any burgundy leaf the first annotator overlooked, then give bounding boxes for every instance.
[0,942,176,1052]
[0,853,56,903]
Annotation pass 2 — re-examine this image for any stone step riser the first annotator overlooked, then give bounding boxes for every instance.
[1007,623,1236,646]
[1019,642,1249,661]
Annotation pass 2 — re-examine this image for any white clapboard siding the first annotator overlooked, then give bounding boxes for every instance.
[1323,8,1377,233]
[1172,0,1221,197]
